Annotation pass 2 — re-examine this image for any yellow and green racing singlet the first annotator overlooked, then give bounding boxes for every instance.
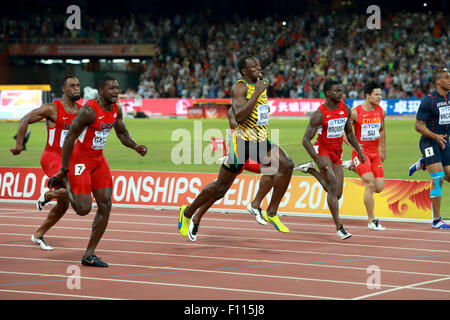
[233,79,269,142]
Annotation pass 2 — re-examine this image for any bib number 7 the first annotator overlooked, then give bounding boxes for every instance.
[74,164,86,176]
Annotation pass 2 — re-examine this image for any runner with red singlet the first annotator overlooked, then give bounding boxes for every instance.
[301,80,365,240]
[10,75,81,250]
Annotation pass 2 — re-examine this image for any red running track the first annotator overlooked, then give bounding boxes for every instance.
[1,202,450,300]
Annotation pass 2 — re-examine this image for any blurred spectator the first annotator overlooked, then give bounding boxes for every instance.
[1,10,448,99]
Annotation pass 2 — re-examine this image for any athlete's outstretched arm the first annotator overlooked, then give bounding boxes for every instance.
[342,108,357,149]
[344,106,365,163]
[379,109,386,161]
[114,105,147,156]
[302,110,327,170]
[10,103,56,155]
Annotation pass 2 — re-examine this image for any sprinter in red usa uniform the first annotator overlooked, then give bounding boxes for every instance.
[10,75,81,251]
[51,75,147,267]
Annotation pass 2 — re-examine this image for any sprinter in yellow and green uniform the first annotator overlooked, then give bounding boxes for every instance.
[178,56,294,240]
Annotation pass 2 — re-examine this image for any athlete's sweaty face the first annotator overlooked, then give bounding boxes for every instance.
[327,84,343,102]
[63,78,81,101]
[366,88,382,105]
[100,80,120,104]
[436,71,450,91]
[244,58,263,81]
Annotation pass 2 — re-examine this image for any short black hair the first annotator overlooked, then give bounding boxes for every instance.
[97,75,117,89]
[61,75,77,87]
[433,68,449,84]
[238,56,255,76]
[363,82,382,97]
[323,80,339,96]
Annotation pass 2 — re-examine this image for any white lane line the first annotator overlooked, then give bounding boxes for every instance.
[1,241,450,279]
[352,276,450,300]
[0,270,343,300]
[0,288,123,300]
[1,222,449,255]
[1,232,450,267]
[2,256,450,298]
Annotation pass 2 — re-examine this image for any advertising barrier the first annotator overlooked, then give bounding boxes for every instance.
[128,98,423,117]
[1,97,422,120]
[0,167,431,222]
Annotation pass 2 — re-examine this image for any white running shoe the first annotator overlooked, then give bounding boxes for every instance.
[342,160,354,170]
[187,214,199,242]
[36,187,50,211]
[31,234,53,250]
[246,204,267,225]
[337,226,352,240]
[368,218,386,230]
[293,161,314,173]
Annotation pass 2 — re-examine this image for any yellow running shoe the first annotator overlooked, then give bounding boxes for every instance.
[178,205,191,237]
[262,211,290,233]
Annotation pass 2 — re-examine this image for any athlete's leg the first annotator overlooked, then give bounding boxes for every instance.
[374,177,385,193]
[262,145,294,217]
[427,162,445,220]
[184,166,238,219]
[34,189,69,238]
[64,175,92,216]
[251,174,274,209]
[360,172,376,222]
[444,165,450,183]
[84,187,112,258]
[320,156,341,230]
[332,162,344,200]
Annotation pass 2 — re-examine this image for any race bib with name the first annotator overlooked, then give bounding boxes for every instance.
[92,130,110,150]
[256,104,269,126]
[326,118,347,139]
[439,106,450,125]
[360,123,381,141]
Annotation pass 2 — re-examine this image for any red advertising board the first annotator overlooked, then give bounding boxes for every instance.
[0,167,431,222]
[133,98,326,117]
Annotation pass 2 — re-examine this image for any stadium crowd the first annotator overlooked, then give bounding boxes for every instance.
[1,10,448,99]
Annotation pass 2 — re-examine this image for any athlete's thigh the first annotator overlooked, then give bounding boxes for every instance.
[91,156,113,191]
[369,154,385,178]
[374,177,385,192]
[265,143,292,170]
[442,141,450,167]
[40,151,62,178]
[420,139,443,168]
[320,155,336,183]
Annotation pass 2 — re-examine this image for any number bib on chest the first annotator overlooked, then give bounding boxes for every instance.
[439,106,450,125]
[326,118,347,139]
[256,104,269,126]
[360,123,381,141]
[92,130,110,150]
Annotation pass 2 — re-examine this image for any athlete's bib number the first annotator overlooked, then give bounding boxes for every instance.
[256,104,269,126]
[92,130,110,150]
[439,106,450,125]
[74,164,86,176]
[60,130,68,148]
[326,118,347,139]
[360,123,381,141]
